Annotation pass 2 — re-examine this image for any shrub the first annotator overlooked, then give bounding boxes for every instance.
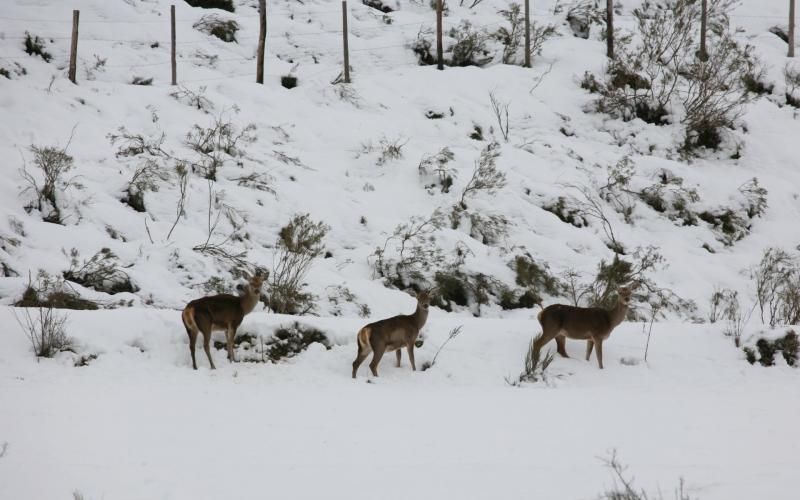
[63,248,136,295]
[268,214,329,315]
[508,334,555,385]
[565,0,604,39]
[14,306,71,359]
[184,113,256,180]
[494,3,556,65]
[421,325,462,371]
[193,15,239,42]
[169,85,215,113]
[457,142,505,210]
[513,253,563,297]
[265,323,331,362]
[751,248,800,327]
[15,270,99,310]
[359,136,408,166]
[327,285,371,317]
[541,196,587,227]
[20,143,81,224]
[371,210,447,289]
[418,147,456,194]
[281,74,297,89]
[784,64,800,107]
[123,159,169,212]
[410,27,436,66]
[362,0,394,12]
[184,0,234,12]
[744,331,798,367]
[447,21,493,67]
[587,0,755,152]
[131,76,153,85]
[599,450,693,500]
[23,33,52,62]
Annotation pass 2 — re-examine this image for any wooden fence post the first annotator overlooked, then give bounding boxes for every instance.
[436,0,443,70]
[171,5,177,85]
[524,0,531,67]
[699,0,709,61]
[68,10,79,84]
[342,1,350,83]
[606,0,614,59]
[790,0,796,58]
[257,0,266,83]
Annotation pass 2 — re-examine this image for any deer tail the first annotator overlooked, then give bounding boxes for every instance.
[356,326,372,352]
[182,305,197,333]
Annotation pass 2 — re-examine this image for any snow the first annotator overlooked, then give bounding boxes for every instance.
[1,0,799,498]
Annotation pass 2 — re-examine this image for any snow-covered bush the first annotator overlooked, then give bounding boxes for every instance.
[359,136,408,166]
[448,21,493,67]
[185,0,234,12]
[23,32,52,62]
[564,0,604,39]
[784,63,800,108]
[169,85,215,113]
[184,113,256,180]
[494,3,556,65]
[371,209,447,289]
[268,214,330,315]
[743,330,799,367]
[193,15,239,43]
[599,450,693,500]
[20,144,81,224]
[62,248,136,295]
[585,0,757,152]
[15,270,99,310]
[751,248,800,327]
[14,305,72,359]
[264,323,331,361]
[418,147,456,194]
[509,334,555,385]
[130,76,153,85]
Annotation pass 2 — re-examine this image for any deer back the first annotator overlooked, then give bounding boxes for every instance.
[540,304,616,339]
[366,314,423,350]
[187,294,248,329]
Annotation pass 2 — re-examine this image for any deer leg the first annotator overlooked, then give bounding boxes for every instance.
[226,326,237,363]
[202,328,216,370]
[188,328,198,370]
[406,343,416,371]
[396,349,402,367]
[594,338,604,369]
[585,340,594,361]
[369,345,387,377]
[532,329,554,364]
[555,335,569,358]
[352,349,370,379]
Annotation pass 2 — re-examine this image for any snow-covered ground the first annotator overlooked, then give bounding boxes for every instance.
[1,306,799,500]
[1,0,799,498]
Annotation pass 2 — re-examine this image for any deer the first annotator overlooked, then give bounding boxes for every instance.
[532,285,633,370]
[352,289,432,378]
[181,274,265,370]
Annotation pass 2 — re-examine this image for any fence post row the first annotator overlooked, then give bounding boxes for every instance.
[524,0,531,67]
[171,5,177,85]
[342,1,350,83]
[257,0,266,83]
[68,10,79,83]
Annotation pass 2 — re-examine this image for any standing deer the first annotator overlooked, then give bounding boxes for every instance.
[533,286,633,369]
[181,274,265,370]
[352,289,432,378]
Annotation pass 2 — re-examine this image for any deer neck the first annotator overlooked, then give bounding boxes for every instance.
[609,299,629,327]
[412,303,429,331]
[239,290,260,315]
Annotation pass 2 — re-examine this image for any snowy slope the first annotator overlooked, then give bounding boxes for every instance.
[1,0,799,498]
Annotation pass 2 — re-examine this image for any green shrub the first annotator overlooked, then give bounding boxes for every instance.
[184,0,234,12]
[24,33,52,62]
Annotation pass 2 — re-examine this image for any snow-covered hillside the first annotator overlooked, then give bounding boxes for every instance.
[1,0,799,498]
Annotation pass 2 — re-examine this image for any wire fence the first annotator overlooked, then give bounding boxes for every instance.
[0,3,796,85]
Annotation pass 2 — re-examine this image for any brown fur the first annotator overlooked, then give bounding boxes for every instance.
[181,275,264,370]
[533,286,633,369]
[351,290,431,378]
